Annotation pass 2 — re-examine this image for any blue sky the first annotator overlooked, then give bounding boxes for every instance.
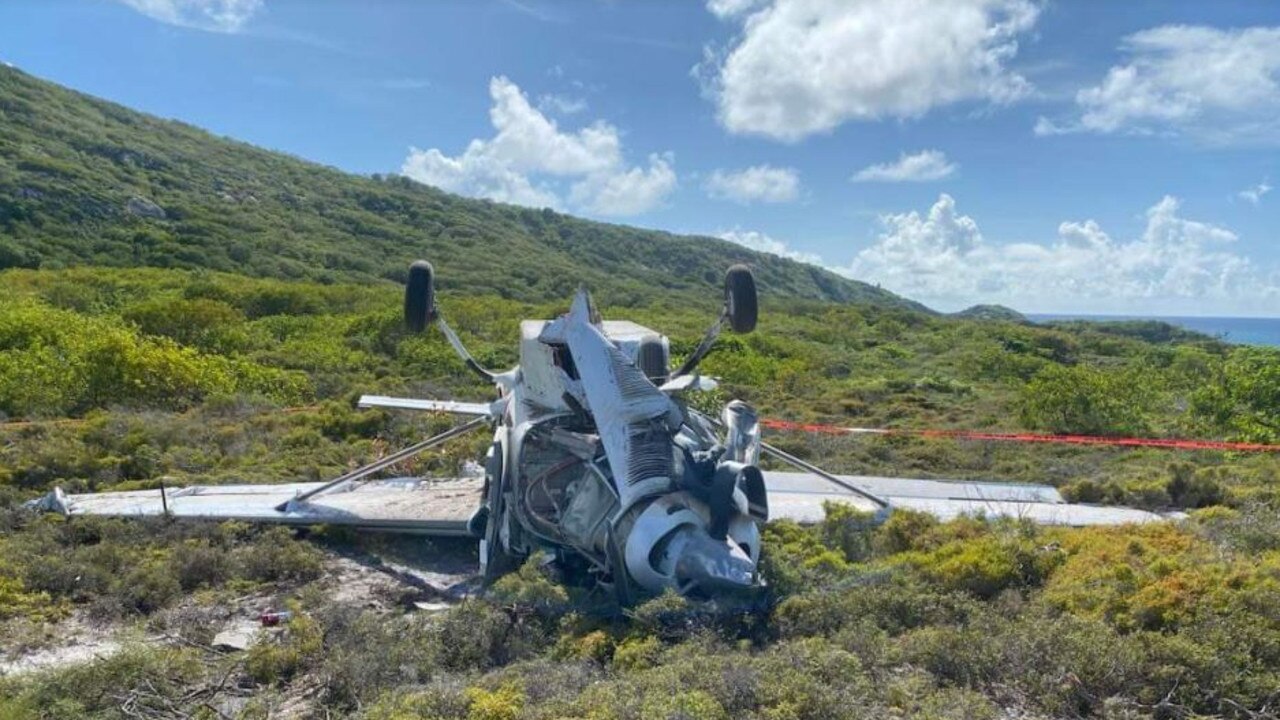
[2,0,1278,316]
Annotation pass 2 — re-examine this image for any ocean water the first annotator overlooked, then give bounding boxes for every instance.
[1027,314,1280,347]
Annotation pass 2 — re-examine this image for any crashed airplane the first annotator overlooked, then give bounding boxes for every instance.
[32,262,1176,602]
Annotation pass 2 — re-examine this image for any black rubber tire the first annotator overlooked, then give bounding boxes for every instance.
[404,260,436,333]
[724,265,758,333]
[635,336,669,384]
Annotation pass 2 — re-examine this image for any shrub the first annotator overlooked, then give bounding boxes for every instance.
[435,601,520,671]
[872,509,939,555]
[465,682,525,720]
[1019,363,1155,435]
[818,501,877,563]
[638,689,727,720]
[898,531,1063,599]
[170,539,230,590]
[612,635,662,672]
[774,579,979,639]
[246,610,323,685]
[232,527,324,583]
[319,608,439,708]
[121,557,181,613]
[361,684,470,720]
[630,590,703,642]
[1165,463,1227,509]
[488,554,570,614]
[13,645,206,716]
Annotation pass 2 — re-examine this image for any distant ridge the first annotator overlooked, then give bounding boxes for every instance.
[0,66,926,311]
[952,304,1026,322]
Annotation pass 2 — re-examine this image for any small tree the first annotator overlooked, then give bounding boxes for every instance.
[1019,364,1154,436]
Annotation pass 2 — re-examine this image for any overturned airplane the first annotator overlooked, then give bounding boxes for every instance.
[32,263,1175,602]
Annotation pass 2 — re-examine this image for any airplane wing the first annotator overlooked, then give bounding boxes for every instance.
[30,478,483,536]
[29,470,1175,533]
[762,470,1179,526]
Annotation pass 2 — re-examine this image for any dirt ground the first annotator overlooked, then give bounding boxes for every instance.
[0,534,481,685]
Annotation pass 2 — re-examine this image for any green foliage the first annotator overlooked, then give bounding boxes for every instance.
[0,298,310,417]
[1019,363,1155,435]
[231,526,325,583]
[465,682,525,720]
[897,531,1064,599]
[246,608,324,685]
[489,554,571,613]
[4,645,208,718]
[1192,345,1280,442]
[0,516,328,621]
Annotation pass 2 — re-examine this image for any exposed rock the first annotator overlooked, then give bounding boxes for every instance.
[211,620,260,652]
[125,195,166,219]
[14,187,41,200]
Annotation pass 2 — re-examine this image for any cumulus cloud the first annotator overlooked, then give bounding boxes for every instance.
[698,0,1039,141]
[1037,25,1280,144]
[537,94,587,115]
[718,230,822,264]
[852,150,957,183]
[1239,181,1272,206]
[118,0,262,32]
[706,0,767,19]
[845,194,1277,314]
[705,165,800,203]
[401,77,676,216]
[569,154,677,216]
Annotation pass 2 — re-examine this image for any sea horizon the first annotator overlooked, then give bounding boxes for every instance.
[1027,313,1280,347]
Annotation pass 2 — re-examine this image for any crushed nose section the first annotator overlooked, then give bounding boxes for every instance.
[672,531,758,596]
[622,494,763,597]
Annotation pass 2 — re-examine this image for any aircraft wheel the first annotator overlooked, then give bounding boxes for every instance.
[404,260,436,332]
[635,336,668,384]
[724,265,757,333]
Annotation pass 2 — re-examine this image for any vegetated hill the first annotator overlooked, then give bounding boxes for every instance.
[0,65,924,310]
[1041,318,1214,345]
[952,304,1027,322]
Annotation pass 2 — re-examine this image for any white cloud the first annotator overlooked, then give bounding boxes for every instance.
[1037,25,1280,144]
[697,0,1039,141]
[705,165,800,203]
[537,94,588,115]
[401,76,676,216]
[569,154,678,216]
[844,194,1278,314]
[852,150,957,183]
[1239,181,1273,205]
[706,0,767,19]
[119,0,262,33]
[718,230,822,265]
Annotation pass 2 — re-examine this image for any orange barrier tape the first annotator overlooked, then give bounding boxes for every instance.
[760,418,1280,453]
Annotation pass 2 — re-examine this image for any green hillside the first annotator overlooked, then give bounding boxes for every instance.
[0,65,921,310]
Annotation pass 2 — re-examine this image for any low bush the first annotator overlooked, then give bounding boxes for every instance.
[246,609,324,685]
